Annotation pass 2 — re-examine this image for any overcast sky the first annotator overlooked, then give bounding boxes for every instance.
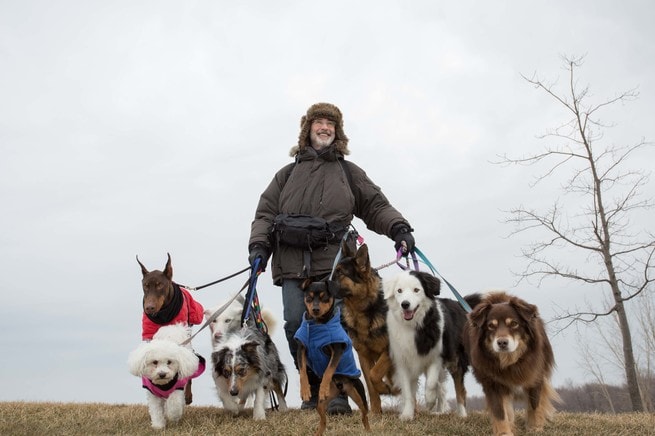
[1,1,654,408]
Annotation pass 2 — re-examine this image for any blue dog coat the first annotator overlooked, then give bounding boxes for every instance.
[294,307,361,378]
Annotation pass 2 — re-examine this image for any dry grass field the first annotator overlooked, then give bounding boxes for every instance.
[0,402,653,436]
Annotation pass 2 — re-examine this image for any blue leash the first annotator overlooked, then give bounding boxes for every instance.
[410,247,472,313]
[241,258,263,328]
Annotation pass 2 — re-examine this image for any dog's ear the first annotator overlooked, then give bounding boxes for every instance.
[127,343,150,376]
[341,239,355,258]
[354,244,370,272]
[467,300,491,329]
[164,253,173,280]
[299,278,313,291]
[136,255,149,277]
[510,296,539,335]
[211,348,228,371]
[241,341,259,356]
[413,271,440,298]
[383,274,398,300]
[176,348,200,379]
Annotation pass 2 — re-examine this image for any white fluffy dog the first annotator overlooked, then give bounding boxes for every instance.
[128,324,204,429]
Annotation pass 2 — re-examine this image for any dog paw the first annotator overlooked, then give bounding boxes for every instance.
[399,412,414,421]
[253,409,266,420]
[151,421,166,430]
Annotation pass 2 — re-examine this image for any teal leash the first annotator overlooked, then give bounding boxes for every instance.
[412,247,472,313]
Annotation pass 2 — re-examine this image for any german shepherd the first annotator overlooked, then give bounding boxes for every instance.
[295,280,370,436]
[332,242,397,414]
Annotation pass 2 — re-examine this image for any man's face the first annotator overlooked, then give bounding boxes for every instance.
[309,118,336,151]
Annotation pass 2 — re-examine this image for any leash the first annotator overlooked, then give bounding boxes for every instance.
[179,280,249,346]
[240,258,288,411]
[375,243,472,313]
[410,247,472,313]
[241,258,267,333]
[328,228,359,282]
[178,266,250,291]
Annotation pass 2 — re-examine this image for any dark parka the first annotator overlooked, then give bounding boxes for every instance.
[249,103,411,285]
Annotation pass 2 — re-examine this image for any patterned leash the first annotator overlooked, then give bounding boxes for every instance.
[240,258,287,408]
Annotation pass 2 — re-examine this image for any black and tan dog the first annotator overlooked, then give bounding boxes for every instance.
[332,242,397,414]
[137,253,205,405]
[294,280,370,436]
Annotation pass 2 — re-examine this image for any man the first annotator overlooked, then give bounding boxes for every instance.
[248,102,415,414]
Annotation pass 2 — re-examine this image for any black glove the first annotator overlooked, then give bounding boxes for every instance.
[248,243,271,271]
[391,223,415,256]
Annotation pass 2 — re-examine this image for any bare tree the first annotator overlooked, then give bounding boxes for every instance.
[497,55,654,412]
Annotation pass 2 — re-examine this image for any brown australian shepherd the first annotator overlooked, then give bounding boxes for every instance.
[464,292,560,436]
[333,242,398,414]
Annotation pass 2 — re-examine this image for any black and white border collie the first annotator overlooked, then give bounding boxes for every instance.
[384,270,469,421]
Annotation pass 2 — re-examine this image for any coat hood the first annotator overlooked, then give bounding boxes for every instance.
[289,102,350,157]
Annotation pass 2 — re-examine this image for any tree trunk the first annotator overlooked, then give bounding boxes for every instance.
[613,290,645,411]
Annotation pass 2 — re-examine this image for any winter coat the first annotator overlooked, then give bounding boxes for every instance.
[142,355,206,399]
[141,287,204,340]
[249,144,410,285]
[293,307,361,378]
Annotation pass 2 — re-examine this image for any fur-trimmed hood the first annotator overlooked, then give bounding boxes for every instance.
[289,102,350,157]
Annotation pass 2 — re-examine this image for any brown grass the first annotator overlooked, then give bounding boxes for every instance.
[0,402,653,436]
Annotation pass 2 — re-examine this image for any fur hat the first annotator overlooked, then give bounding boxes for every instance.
[289,102,350,157]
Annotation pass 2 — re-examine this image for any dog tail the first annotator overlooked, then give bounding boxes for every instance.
[353,378,369,412]
[543,379,562,420]
[261,309,277,334]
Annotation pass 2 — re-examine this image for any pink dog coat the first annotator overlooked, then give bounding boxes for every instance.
[142,355,206,399]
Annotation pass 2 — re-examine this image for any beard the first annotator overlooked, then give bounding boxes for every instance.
[310,131,335,150]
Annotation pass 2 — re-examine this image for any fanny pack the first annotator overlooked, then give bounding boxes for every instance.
[272,214,345,249]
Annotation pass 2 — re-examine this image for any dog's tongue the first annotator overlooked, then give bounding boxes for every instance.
[403,309,415,321]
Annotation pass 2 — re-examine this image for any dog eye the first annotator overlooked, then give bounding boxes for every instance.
[396,288,401,293]
[414,288,420,293]
[237,368,247,377]
[486,323,496,331]
[222,369,231,378]
[167,360,172,365]
[152,360,158,365]
[224,318,232,323]
[508,320,519,328]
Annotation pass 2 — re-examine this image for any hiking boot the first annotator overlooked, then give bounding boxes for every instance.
[327,393,352,415]
[300,385,319,410]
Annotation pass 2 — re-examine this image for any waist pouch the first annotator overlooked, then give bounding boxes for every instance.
[272,214,345,249]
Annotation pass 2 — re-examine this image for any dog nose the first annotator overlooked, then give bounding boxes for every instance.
[144,304,156,314]
[496,338,509,350]
[230,388,239,396]
[401,301,410,310]
[157,371,167,379]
